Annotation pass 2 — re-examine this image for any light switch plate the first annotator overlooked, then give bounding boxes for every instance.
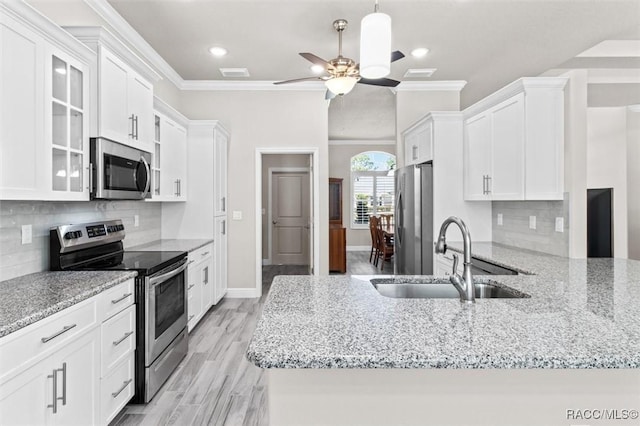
[232,211,242,220]
[497,213,503,226]
[555,217,564,232]
[21,224,32,245]
[529,215,537,230]
[134,215,139,227]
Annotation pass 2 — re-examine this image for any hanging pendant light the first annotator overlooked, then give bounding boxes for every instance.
[325,76,358,96]
[359,0,392,79]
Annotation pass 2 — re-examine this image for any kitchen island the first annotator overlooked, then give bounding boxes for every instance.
[247,244,640,425]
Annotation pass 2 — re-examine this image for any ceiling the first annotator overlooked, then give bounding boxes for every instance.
[104,0,639,139]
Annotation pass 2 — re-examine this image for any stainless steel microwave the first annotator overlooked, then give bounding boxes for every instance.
[90,137,152,200]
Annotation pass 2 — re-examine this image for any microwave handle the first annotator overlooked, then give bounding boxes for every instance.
[140,155,151,199]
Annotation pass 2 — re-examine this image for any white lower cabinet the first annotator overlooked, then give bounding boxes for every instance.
[187,243,214,332]
[214,217,228,304]
[0,278,136,426]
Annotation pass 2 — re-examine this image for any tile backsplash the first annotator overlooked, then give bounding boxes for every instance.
[0,200,161,281]
[492,196,569,257]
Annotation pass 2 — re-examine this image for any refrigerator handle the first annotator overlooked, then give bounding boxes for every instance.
[395,192,403,245]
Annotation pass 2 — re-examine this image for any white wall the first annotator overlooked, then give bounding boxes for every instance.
[177,90,329,290]
[627,107,640,260]
[587,107,628,258]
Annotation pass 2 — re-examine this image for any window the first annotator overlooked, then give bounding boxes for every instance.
[350,151,396,228]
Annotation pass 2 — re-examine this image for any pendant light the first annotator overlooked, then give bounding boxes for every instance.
[325,76,358,96]
[359,0,392,79]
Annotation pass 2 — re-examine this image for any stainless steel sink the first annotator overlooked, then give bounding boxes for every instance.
[370,279,530,299]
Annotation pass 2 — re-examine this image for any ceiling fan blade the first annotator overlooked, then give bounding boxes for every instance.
[358,77,401,88]
[299,52,334,70]
[391,50,405,63]
[274,76,324,85]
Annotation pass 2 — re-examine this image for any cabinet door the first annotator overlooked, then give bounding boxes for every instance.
[0,361,49,426]
[159,117,187,201]
[187,264,203,333]
[49,329,100,426]
[201,257,214,312]
[463,113,491,200]
[213,128,228,216]
[490,94,525,200]
[0,13,46,200]
[99,49,129,143]
[128,71,154,152]
[214,216,227,304]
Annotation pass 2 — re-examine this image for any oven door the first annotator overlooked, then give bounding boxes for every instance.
[91,137,151,200]
[145,259,188,365]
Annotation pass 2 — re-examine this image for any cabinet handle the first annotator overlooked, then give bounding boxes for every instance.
[202,251,210,257]
[48,368,58,413]
[134,115,139,140]
[221,197,226,212]
[412,145,418,160]
[111,379,133,399]
[188,259,195,266]
[175,179,180,196]
[41,324,77,343]
[222,220,226,235]
[188,283,195,290]
[484,175,488,195]
[111,293,132,304]
[204,266,209,285]
[129,114,135,138]
[188,314,195,321]
[113,331,134,346]
[487,175,491,194]
[60,362,67,406]
[178,179,181,196]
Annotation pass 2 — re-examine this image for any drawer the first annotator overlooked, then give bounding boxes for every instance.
[101,354,135,425]
[189,244,213,264]
[98,278,135,321]
[101,305,135,377]
[0,297,98,383]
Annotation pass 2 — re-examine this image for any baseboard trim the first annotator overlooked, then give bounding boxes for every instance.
[347,245,371,252]
[225,288,261,298]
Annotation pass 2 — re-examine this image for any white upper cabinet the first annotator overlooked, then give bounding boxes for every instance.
[65,27,160,154]
[150,99,188,202]
[463,77,567,201]
[402,117,433,166]
[213,126,229,217]
[0,2,93,201]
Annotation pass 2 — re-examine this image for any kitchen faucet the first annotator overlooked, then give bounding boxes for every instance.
[434,216,475,303]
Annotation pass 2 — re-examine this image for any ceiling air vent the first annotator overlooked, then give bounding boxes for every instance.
[403,68,437,78]
[219,68,250,78]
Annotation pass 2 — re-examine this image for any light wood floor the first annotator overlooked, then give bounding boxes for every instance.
[110,252,390,426]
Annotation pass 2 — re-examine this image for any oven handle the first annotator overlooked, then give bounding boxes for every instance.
[149,260,188,287]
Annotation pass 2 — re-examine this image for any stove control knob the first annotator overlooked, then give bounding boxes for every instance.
[64,232,74,240]
[74,231,83,238]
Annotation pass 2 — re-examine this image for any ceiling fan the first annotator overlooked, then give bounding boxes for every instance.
[274,19,404,98]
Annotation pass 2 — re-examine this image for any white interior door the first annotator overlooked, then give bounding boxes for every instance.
[308,155,314,274]
[271,172,310,265]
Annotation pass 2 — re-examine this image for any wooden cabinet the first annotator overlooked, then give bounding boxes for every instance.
[463,78,567,201]
[187,243,215,332]
[0,2,92,201]
[403,117,433,166]
[328,178,346,273]
[65,27,161,154]
[150,103,188,202]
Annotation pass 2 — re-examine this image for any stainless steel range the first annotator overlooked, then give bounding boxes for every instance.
[50,219,188,403]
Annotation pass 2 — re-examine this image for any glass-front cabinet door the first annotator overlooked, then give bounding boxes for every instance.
[48,49,89,199]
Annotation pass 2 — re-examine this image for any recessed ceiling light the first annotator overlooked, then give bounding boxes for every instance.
[310,65,324,74]
[411,48,429,58]
[403,68,437,78]
[209,46,228,57]
[219,68,250,78]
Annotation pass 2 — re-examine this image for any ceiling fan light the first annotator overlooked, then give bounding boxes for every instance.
[359,11,391,79]
[325,77,358,96]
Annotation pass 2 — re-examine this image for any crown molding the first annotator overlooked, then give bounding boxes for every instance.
[329,139,396,146]
[153,96,189,127]
[464,77,569,118]
[83,0,183,87]
[395,81,467,92]
[180,80,326,91]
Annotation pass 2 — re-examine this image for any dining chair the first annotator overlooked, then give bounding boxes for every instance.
[369,216,380,265]
[375,218,394,271]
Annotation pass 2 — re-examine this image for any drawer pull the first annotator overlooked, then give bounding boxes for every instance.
[111,379,133,398]
[201,251,210,257]
[188,283,195,290]
[111,293,132,304]
[188,314,194,321]
[188,260,195,266]
[113,331,134,346]
[41,324,77,343]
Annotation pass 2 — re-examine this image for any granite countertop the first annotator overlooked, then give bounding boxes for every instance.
[130,239,213,253]
[247,243,640,369]
[0,271,137,338]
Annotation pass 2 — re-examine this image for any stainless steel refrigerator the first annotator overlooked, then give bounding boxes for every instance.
[394,162,433,275]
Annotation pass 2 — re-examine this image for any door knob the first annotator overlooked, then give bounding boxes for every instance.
[272,220,278,225]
